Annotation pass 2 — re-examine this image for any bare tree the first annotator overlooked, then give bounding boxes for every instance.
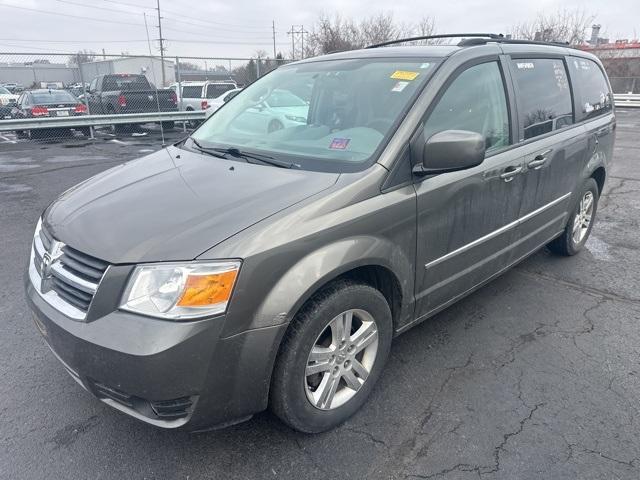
[304,13,362,56]
[304,13,440,56]
[67,50,96,65]
[510,8,595,45]
[359,13,401,46]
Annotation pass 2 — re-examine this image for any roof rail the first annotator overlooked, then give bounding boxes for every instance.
[458,37,570,47]
[365,33,503,49]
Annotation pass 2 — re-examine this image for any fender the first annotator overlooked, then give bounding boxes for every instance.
[250,235,415,332]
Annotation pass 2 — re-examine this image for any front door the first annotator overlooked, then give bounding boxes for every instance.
[413,59,525,319]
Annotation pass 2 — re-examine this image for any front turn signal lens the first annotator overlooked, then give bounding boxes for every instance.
[120,261,241,320]
[177,269,238,307]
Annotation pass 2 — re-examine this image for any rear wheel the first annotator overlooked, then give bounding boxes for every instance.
[548,178,599,256]
[270,280,392,433]
[161,121,175,130]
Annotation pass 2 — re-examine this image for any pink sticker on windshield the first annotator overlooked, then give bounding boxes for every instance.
[329,138,350,149]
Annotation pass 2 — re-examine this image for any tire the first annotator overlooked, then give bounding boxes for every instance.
[270,280,392,433]
[547,177,599,256]
[161,121,175,130]
[267,120,283,133]
[186,108,199,129]
[79,127,91,137]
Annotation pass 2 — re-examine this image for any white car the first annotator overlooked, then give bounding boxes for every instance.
[0,86,19,118]
[203,88,243,116]
[223,89,309,133]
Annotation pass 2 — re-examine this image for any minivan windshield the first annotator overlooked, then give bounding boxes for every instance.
[190,58,438,171]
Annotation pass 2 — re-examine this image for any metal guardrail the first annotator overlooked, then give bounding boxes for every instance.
[1,94,638,134]
[0,110,207,132]
[614,93,640,108]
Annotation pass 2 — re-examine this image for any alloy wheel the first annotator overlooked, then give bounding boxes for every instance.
[572,191,594,244]
[305,309,379,410]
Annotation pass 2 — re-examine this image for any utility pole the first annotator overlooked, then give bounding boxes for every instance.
[156,0,166,86]
[272,20,277,60]
[287,25,308,60]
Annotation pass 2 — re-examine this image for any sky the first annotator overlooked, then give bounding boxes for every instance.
[0,0,638,62]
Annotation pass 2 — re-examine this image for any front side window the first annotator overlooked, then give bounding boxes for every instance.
[510,58,574,140]
[423,61,510,153]
[191,59,439,172]
[568,57,612,121]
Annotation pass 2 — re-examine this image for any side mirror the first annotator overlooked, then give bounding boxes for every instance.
[417,130,485,174]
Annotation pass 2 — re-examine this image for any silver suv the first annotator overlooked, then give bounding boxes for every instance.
[25,34,615,433]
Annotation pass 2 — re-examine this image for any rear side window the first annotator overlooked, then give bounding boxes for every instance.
[423,61,510,153]
[206,84,235,99]
[568,57,612,121]
[181,85,203,98]
[510,58,573,140]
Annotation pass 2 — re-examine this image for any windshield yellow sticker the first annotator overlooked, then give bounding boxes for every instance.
[390,70,420,81]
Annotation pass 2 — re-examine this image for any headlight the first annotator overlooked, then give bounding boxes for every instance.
[284,114,306,123]
[120,261,241,320]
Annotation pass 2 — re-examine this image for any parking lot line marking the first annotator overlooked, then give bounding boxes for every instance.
[0,135,17,144]
[109,139,131,146]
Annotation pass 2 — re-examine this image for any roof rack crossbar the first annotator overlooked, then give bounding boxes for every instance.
[366,33,504,49]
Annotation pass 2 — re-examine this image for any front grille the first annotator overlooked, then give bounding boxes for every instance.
[31,221,109,320]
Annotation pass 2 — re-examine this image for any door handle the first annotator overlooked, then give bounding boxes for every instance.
[527,149,552,170]
[500,165,523,182]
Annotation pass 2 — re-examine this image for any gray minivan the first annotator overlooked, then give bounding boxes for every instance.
[25,34,615,433]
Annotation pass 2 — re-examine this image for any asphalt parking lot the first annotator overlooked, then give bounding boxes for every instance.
[1,110,639,480]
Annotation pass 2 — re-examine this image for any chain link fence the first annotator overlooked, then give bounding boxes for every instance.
[0,52,287,146]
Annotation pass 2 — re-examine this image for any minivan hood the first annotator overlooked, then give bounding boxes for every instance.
[45,146,339,264]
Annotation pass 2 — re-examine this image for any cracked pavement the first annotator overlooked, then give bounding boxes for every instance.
[1,110,639,479]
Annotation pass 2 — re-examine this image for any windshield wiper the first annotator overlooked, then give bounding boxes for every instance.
[189,138,228,159]
[210,147,298,169]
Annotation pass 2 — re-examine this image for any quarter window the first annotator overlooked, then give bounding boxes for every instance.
[568,57,612,121]
[423,61,510,153]
[510,58,574,140]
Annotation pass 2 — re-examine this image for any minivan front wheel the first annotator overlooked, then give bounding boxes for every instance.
[270,280,392,433]
[548,178,599,256]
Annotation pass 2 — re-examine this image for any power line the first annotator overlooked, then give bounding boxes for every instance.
[0,38,150,43]
[52,0,142,16]
[167,39,290,46]
[99,0,270,30]
[0,3,144,27]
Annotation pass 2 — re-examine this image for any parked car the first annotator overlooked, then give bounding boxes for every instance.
[25,36,614,433]
[2,82,19,93]
[85,74,178,130]
[202,87,242,114]
[12,89,89,138]
[0,86,19,119]
[215,88,308,133]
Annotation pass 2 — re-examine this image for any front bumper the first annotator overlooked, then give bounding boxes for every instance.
[25,274,287,430]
